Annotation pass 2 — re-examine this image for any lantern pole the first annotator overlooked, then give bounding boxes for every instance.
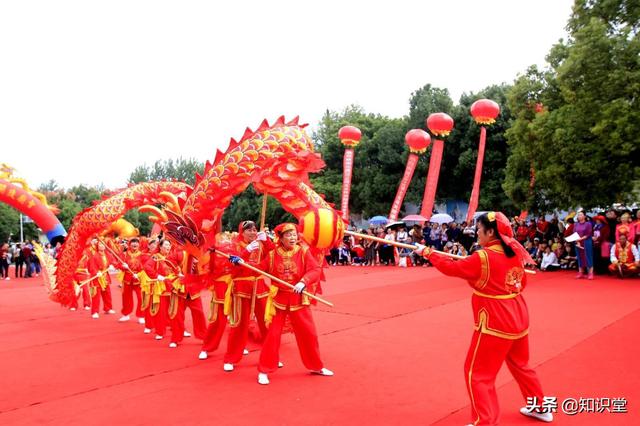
[420,113,454,220]
[338,126,362,223]
[389,129,430,221]
[466,99,500,223]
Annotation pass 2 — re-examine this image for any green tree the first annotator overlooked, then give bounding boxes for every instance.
[505,0,640,209]
[128,157,204,186]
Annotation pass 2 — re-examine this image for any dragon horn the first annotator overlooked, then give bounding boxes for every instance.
[139,205,168,223]
[159,191,181,213]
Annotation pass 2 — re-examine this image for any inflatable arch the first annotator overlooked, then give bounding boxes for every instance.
[0,165,66,244]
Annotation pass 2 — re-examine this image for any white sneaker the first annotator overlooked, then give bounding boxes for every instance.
[143,328,152,334]
[137,317,145,325]
[5,277,10,280]
[169,342,178,348]
[520,407,554,423]
[311,368,334,376]
[278,361,284,368]
[183,331,191,337]
[257,373,269,385]
[243,348,249,355]
[106,309,116,314]
[91,313,99,319]
[155,335,163,340]
[223,363,234,372]
[198,351,208,360]
[118,315,130,322]
[84,306,90,311]
[69,307,77,311]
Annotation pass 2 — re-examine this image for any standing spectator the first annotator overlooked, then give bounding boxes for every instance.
[0,243,9,280]
[515,219,529,245]
[616,212,635,243]
[446,222,461,244]
[563,217,575,238]
[13,243,24,278]
[460,221,476,252]
[548,217,560,241]
[383,228,396,266]
[527,220,537,242]
[409,224,423,244]
[429,223,442,250]
[22,243,33,278]
[592,215,611,274]
[396,225,408,244]
[363,229,376,266]
[536,215,549,242]
[633,209,640,246]
[605,208,619,245]
[574,210,594,280]
[439,224,449,249]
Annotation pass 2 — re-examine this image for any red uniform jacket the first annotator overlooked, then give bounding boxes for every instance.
[143,250,183,295]
[122,249,144,285]
[233,237,275,298]
[259,244,321,311]
[426,240,530,339]
[88,251,116,289]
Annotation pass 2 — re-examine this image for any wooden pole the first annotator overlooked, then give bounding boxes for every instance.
[260,195,268,231]
[344,230,536,275]
[216,250,334,307]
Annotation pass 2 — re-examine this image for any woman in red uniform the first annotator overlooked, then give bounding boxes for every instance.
[87,240,116,318]
[143,240,181,341]
[222,220,274,372]
[415,212,552,425]
[230,223,332,385]
[198,234,235,360]
[118,238,145,323]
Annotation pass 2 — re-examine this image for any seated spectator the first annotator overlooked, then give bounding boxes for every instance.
[352,243,366,265]
[560,243,578,269]
[540,246,560,271]
[397,237,413,267]
[608,232,639,278]
[337,243,351,265]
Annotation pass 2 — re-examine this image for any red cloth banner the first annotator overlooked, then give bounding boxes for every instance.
[389,153,419,221]
[466,126,487,222]
[419,139,444,220]
[341,148,355,221]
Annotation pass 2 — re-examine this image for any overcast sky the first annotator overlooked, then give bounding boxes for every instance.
[1,0,574,190]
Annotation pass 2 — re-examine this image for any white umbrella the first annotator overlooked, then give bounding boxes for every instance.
[429,213,454,224]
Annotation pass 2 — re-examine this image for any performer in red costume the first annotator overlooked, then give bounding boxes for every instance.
[118,238,145,324]
[140,238,158,334]
[230,223,332,385]
[415,212,552,425]
[222,220,274,372]
[198,235,235,360]
[143,239,181,341]
[87,240,116,318]
[70,245,93,311]
[167,248,208,348]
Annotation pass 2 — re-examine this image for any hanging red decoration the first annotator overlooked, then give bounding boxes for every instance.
[338,125,362,147]
[470,99,500,125]
[426,113,454,137]
[405,129,431,154]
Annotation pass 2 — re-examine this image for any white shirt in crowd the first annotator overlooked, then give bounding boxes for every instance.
[540,251,559,270]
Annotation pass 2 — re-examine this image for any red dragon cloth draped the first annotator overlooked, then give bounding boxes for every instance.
[52,181,190,306]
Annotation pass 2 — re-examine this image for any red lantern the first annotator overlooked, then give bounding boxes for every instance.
[338,125,362,147]
[405,129,431,154]
[426,113,454,137]
[470,99,500,125]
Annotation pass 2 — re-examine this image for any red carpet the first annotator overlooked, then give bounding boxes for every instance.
[0,267,638,425]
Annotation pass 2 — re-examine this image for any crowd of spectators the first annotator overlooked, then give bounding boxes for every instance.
[328,208,640,279]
